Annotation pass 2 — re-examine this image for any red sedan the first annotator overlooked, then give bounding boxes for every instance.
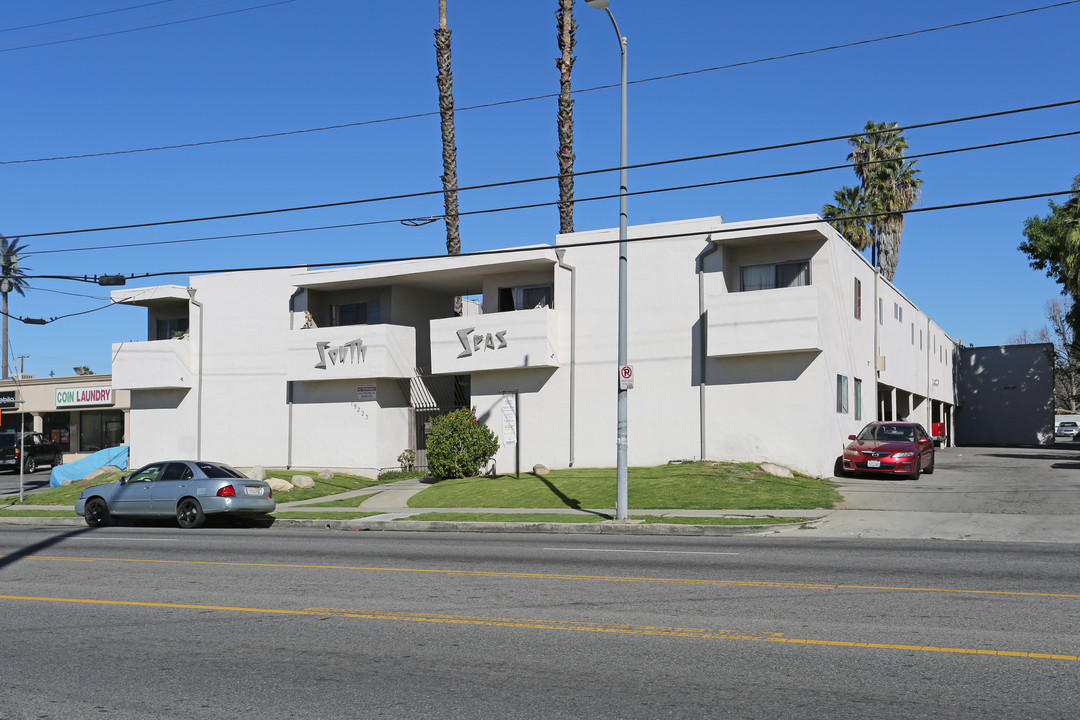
[842,422,935,479]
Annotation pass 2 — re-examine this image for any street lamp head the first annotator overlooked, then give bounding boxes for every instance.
[584,0,609,9]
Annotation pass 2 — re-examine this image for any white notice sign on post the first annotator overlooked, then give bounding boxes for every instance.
[356,384,377,401]
[619,365,634,390]
[502,392,517,445]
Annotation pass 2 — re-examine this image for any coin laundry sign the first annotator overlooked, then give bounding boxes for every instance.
[56,386,114,407]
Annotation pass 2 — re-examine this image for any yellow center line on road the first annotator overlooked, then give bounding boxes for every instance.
[6,554,1080,600]
[2,594,1077,662]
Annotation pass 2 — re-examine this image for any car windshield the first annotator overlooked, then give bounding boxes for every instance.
[857,425,915,443]
[1062,423,1077,428]
[0,434,17,449]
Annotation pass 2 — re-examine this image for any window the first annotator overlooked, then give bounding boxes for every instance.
[498,284,553,312]
[156,317,189,340]
[854,379,863,421]
[854,278,862,319]
[332,301,379,326]
[894,303,899,320]
[836,375,849,414]
[878,298,884,326]
[920,329,923,349]
[739,261,810,292]
[911,323,915,345]
[79,410,124,452]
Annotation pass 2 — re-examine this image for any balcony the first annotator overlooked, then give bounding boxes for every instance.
[707,285,823,357]
[286,324,415,381]
[430,308,561,374]
[111,339,193,390]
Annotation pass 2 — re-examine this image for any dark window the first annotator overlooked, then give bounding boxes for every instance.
[197,463,244,479]
[156,317,189,340]
[44,412,71,452]
[740,261,810,291]
[79,410,124,452]
[161,463,194,481]
[497,285,554,311]
[854,278,862,319]
[332,301,379,326]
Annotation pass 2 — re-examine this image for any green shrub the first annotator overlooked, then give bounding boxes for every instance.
[426,407,500,479]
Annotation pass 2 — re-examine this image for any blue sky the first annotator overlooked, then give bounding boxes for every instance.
[3,0,1078,378]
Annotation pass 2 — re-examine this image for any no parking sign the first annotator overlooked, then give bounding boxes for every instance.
[619,364,634,390]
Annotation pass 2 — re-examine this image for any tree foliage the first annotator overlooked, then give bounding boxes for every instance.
[823,121,922,281]
[0,235,30,380]
[426,407,500,479]
[1010,298,1080,412]
[555,0,577,234]
[1019,174,1080,331]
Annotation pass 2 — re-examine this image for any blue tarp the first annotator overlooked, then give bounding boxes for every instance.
[50,445,130,488]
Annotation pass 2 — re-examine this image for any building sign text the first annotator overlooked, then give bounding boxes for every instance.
[456,328,508,359]
[56,386,114,407]
[315,339,366,369]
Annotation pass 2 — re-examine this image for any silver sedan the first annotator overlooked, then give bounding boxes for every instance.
[75,460,276,529]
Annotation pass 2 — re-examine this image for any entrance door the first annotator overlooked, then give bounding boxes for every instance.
[408,374,469,470]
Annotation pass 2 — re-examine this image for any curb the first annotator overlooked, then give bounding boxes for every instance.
[0,514,827,535]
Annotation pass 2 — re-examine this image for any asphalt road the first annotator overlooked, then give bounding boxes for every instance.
[2,527,1079,719]
[0,467,53,498]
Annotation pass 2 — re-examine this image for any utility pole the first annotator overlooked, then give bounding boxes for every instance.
[17,354,28,376]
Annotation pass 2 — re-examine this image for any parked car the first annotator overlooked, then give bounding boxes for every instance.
[1055,421,1079,438]
[75,460,275,529]
[0,432,64,473]
[842,421,935,479]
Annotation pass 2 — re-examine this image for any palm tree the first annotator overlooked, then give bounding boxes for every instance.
[555,0,577,234]
[823,185,872,256]
[436,0,462,314]
[0,235,29,380]
[848,121,922,281]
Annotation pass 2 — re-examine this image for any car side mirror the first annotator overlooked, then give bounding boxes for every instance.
[847,435,857,440]
[119,475,129,485]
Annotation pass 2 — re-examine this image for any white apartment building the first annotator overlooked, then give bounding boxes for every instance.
[110,214,959,478]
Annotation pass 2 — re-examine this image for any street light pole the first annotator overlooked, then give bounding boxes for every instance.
[585,0,629,520]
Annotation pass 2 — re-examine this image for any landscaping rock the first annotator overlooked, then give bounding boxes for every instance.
[532,464,550,476]
[317,469,334,480]
[759,462,794,478]
[85,465,122,481]
[248,466,267,481]
[267,477,294,493]
[292,475,315,489]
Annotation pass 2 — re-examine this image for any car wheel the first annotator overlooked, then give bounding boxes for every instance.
[54,452,64,466]
[909,457,921,480]
[923,453,935,474]
[176,498,206,529]
[24,456,36,474]
[84,498,110,527]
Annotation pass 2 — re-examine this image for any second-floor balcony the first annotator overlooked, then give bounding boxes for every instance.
[111,338,193,390]
[430,308,561,374]
[286,324,416,381]
[707,285,823,357]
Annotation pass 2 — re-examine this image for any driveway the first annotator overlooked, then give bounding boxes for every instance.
[811,445,1080,542]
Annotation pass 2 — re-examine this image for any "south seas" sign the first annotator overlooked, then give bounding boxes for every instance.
[56,387,114,407]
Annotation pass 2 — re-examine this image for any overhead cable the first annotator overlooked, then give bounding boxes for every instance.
[3,1,1077,163]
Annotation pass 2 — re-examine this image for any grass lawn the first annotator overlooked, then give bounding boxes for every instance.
[263,470,402,503]
[408,462,841,511]
[0,509,80,517]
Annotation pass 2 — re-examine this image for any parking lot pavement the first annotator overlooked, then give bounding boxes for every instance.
[810,445,1080,542]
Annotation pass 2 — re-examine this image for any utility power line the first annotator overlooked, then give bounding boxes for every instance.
[0,1,177,34]
[24,189,1077,290]
[15,98,1080,242]
[0,0,295,53]
[3,1,1077,164]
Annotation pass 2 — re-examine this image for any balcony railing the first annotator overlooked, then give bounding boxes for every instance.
[430,308,561,374]
[286,324,415,381]
[707,285,823,357]
[111,339,193,389]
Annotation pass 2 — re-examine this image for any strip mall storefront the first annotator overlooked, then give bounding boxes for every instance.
[0,376,130,459]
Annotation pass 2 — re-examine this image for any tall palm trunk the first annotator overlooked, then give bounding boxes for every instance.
[555,0,577,234]
[436,0,462,314]
[1,292,7,380]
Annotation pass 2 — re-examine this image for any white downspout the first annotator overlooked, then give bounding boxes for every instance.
[187,287,203,461]
[555,249,576,466]
[698,239,721,461]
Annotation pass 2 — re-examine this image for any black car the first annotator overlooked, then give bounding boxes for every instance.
[0,432,64,473]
